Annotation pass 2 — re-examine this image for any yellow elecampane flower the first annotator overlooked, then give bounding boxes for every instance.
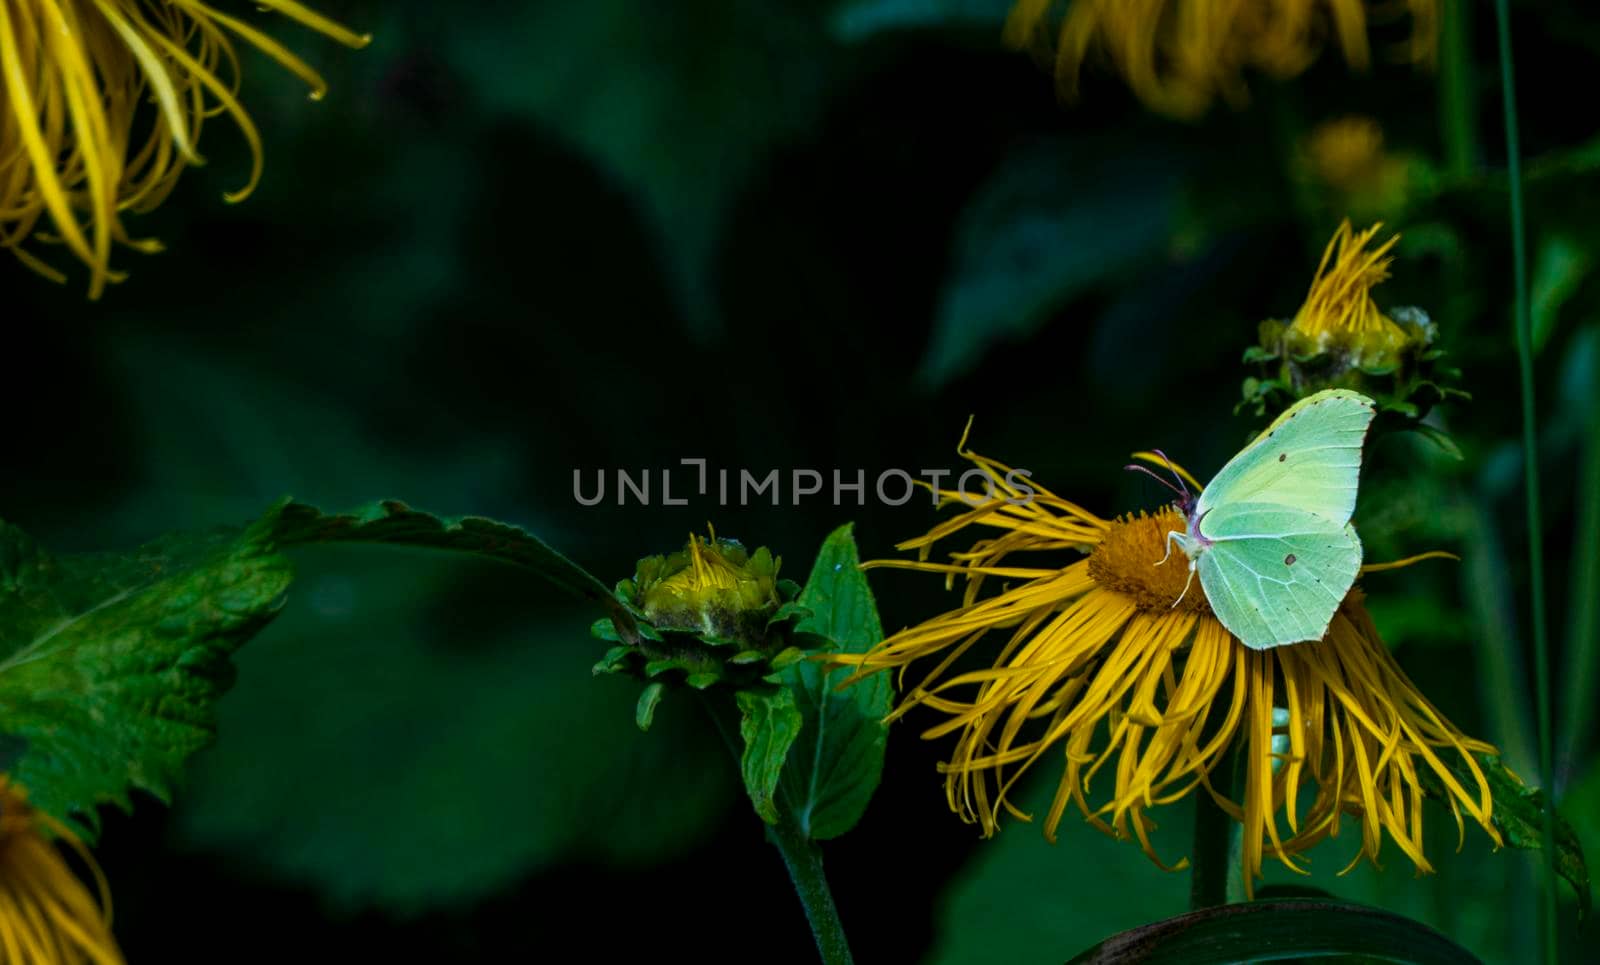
[836,441,1501,895]
[0,776,123,964]
[1005,0,1438,119]
[0,0,369,297]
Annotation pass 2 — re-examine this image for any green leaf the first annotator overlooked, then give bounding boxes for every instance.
[777,523,892,840]
[265,499,636,641]
[831,0,1014,42]
[737,687,803,824]
[0,518,291,839]
[1064,900,1480,965]
[1427,754,1591,915]
[919,137,1181,387]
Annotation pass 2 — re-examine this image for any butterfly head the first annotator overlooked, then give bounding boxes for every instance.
[1124,449,1197,518]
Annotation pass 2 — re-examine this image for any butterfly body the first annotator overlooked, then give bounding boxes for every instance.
[1163,389,1377,650]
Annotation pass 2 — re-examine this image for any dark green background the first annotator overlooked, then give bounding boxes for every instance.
[7,1,1597,961]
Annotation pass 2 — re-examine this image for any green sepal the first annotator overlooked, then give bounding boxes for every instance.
[767,600,813,628]
[735,687,802,824]
[768,647,807,672]
[592,646,634,676]
[635,683,666,732]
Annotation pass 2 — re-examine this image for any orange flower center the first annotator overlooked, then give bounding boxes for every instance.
[1087,508,1215,616]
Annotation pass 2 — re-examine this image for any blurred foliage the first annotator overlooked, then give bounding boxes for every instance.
[171,548,732,909]
[5,0,1600,960]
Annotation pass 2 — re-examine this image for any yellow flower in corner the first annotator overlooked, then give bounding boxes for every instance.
[0,776,123,963]
[836,440,1501,895]
[0,0,369,297]
[1004,0,1439,119]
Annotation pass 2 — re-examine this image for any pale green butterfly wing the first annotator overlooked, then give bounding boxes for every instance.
[1195,503,1362,650]
[1194,388,1376,522]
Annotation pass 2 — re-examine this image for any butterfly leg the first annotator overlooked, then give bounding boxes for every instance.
[1156,529,1184,567]
[1170,559,1197,609]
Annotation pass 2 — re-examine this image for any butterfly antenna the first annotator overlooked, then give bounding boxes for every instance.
[1150,448,1194,512]
[1124,463,1187,500]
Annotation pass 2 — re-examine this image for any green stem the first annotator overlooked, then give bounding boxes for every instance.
[768,808,855,965]
[1492,3,1559,962]
[1440,0,1479,177]
[1190,747,1239,910]
[699,693,855,965]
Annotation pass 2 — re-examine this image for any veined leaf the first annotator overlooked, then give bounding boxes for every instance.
[0,517,291,839]
[778,523,891,840]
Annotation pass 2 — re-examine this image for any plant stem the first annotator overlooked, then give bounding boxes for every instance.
[1190,748,1239,910]
[1440,0,1478,178]
[1492,3,1559,961]
[699,693,855,964]
[768,808,855,965]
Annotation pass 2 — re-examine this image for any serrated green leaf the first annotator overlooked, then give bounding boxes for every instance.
[0,518,291,839]
[777,523,892,840]
[737,688,803,824]
[265,499,634,639]
[1430,753,1590,915]
[636,683,666,731]
[1064,900,1479,965]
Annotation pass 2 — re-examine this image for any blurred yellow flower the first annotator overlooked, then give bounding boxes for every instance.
[1298,116,1416,222]
[0,0,369,297]
[838,441,1500,895]
[1005,0,1439,119]
[0,776,122,963]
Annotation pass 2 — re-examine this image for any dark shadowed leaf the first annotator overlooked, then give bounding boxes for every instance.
[919,136,1181,387]
[831,0,1014,41]
[1065,900,1480,965]
[1427,753,1592,915]
[171,547,731,910]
